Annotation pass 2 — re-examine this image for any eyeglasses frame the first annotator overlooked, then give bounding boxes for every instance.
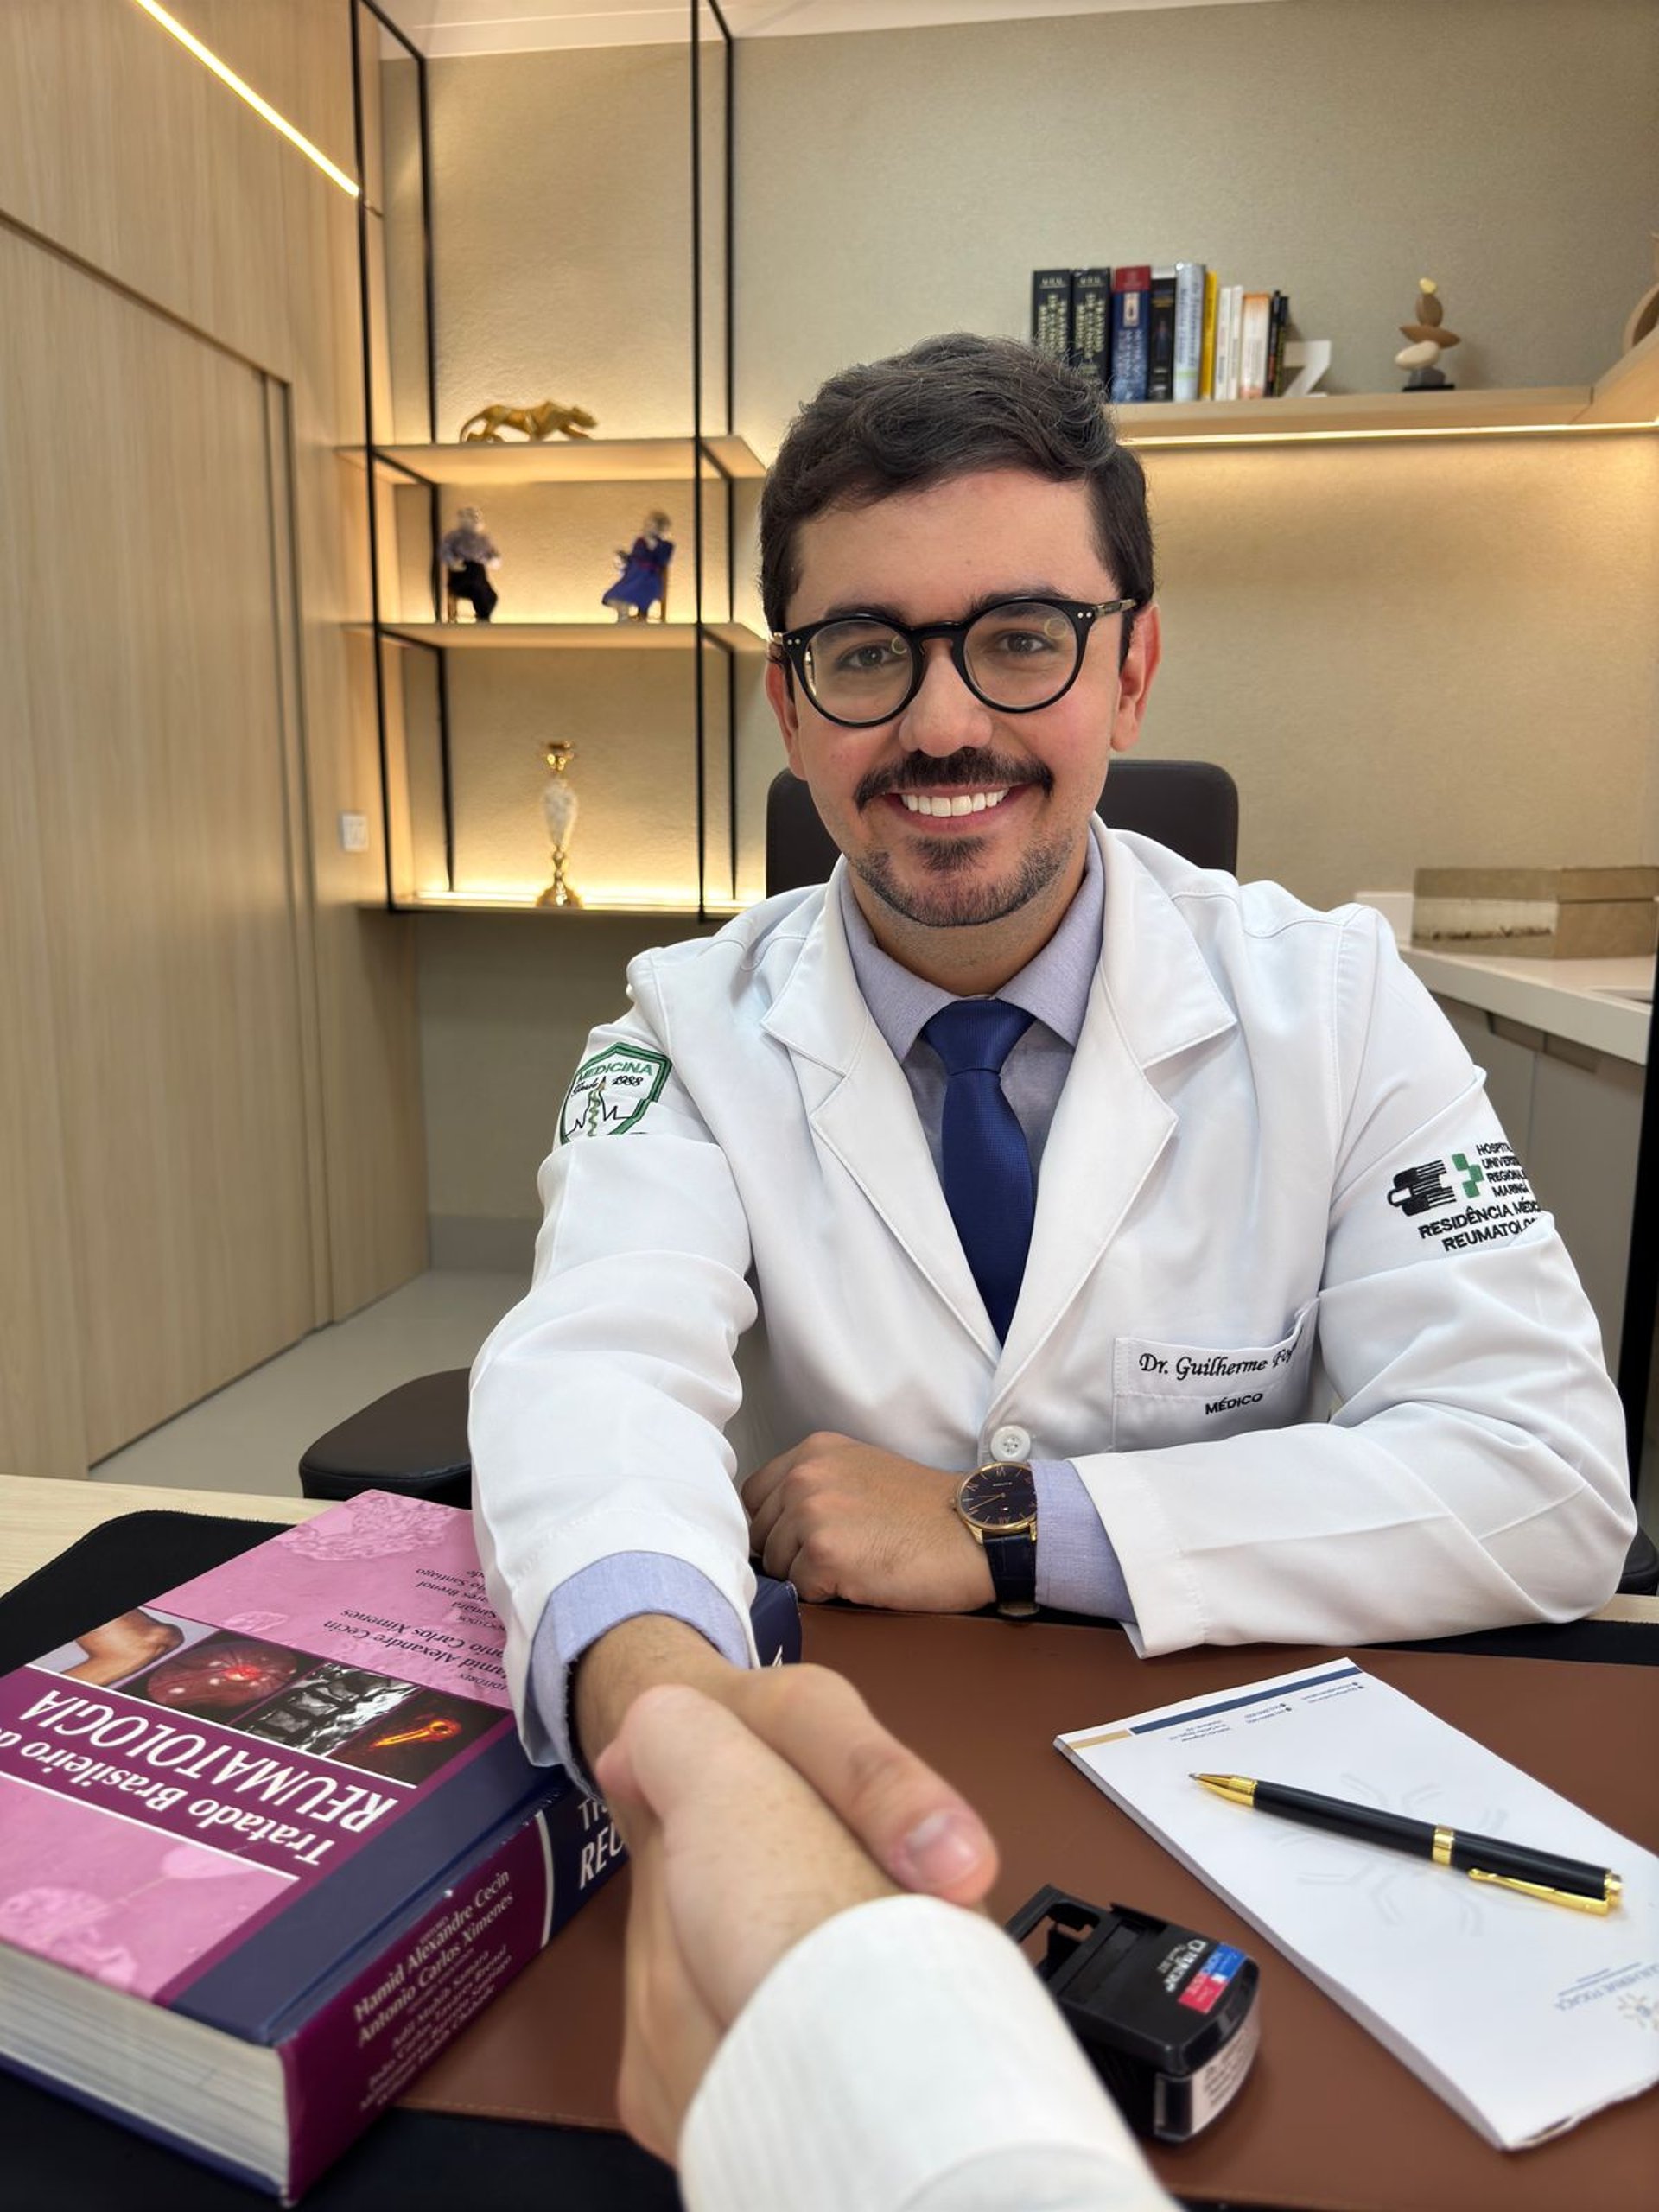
[772,595,1141,728]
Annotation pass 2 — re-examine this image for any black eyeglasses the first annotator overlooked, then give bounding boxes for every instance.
[774,596,1138,728]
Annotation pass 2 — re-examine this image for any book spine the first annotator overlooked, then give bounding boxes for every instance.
[1238,290,1273,402]
[1224,285,1245,400]
[1030,269,1073,362]
[1212,285,1234,403]
[1198,268,1219,400]
[1109,266,1151,404]
[282,1788,617,2202]
[1266,291,1288,397]
[1146,265,1177,402]
[1069,267,1112,388]
[1173,262,1205,403]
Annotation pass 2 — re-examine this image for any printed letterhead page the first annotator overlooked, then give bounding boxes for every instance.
[1058,1662,1659,2147]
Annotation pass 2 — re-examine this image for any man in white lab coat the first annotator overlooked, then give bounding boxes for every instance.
[471,332,1633,1915]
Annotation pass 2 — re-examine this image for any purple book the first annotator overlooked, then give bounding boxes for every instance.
[0,1491,800,2201]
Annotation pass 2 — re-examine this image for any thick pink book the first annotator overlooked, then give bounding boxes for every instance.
[0,1490,798,2200]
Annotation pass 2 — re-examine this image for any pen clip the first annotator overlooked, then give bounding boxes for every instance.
[1466,1868,1618,1916]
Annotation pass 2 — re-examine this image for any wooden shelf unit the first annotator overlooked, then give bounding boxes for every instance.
[357,434,767,484]
[390,892,745,918]
[1117,329,1659,446]
[376,620,766,652]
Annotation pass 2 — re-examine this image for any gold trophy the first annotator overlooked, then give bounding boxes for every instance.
[536,741,582,908]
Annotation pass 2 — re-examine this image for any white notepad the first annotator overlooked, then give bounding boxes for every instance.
[1058,1660,1659,2148]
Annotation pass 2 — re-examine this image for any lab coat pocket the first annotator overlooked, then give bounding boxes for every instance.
[1112,1300,1318,1450]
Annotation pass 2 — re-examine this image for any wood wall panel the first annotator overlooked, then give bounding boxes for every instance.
[0,391,89,1482]
[0,0,290,376]
[0,0,427,1472]
[265,378,335,1329]
[7,229,318,1457]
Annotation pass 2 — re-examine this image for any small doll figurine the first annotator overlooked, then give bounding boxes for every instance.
[438,505,502,622]
[601,511,674,622]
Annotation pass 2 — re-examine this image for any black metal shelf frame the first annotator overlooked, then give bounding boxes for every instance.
[347,0,745,921]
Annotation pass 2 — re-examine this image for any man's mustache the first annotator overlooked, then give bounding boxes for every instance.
[855,751,1054,810]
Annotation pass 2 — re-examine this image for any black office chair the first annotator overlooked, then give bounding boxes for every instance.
[301,760,1239,1509]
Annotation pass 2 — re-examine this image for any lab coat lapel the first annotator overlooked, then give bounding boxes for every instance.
[997,827,1238,1382]
[762,871,1000,1359]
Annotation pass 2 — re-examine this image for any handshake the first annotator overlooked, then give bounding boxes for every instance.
[588,1633,1170,2209]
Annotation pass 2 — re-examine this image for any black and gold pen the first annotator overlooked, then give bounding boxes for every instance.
[1192,1773,1622,1914]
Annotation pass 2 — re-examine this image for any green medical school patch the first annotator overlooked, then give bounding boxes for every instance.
[558,1043,671,1143]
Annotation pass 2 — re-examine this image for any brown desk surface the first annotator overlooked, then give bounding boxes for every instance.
[405,1614,1659,2212]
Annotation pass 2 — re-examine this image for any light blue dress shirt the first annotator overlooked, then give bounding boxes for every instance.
[529,843,1135,1777]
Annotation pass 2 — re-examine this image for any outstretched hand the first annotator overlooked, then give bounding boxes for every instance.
[575,1617,999,1905]
[594,1683,906,2163]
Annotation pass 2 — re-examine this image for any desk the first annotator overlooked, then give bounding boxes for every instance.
[4,1475,1653,1614]
[0,1476,326,1591]
[2,1477,1656,2212]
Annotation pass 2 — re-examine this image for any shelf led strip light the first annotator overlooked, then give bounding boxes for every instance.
[1129,417,1656,448]
[132,0,360,199]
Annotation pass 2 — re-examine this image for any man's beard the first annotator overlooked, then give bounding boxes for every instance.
[851,825,1074,931]
[848,746,1070,929]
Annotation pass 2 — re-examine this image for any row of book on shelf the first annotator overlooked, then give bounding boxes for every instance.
[1033,265,1293,406]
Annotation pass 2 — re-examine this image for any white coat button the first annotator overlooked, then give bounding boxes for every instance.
[989,1425,1031,1462]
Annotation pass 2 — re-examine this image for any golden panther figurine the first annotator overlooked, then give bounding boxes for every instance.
[455,398,597,443]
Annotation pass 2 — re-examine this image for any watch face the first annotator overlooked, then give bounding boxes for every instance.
[963,1465,1034,1529]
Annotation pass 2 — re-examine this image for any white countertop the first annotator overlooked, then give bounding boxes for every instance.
[1402,947,1654,1065]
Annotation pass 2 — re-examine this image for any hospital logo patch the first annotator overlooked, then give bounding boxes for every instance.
[558,1044,671,1142]
[1385,1141,1541,1250]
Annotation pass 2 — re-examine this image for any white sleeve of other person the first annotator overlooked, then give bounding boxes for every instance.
[681,1895,1175,2212]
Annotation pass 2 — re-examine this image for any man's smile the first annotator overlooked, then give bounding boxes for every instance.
[888,784,1026,820]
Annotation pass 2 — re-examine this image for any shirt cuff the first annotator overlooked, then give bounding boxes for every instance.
[681,1895,1166,2212]
[526,1554,751,1782]
[1033,1461,1137,1623]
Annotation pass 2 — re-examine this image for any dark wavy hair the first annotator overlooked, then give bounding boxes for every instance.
[759,333,1155,660]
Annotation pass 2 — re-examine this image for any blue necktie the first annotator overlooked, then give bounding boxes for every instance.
[921,999,1035,1342]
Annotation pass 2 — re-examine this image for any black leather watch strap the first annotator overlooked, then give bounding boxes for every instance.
[983,1526,1038,1616]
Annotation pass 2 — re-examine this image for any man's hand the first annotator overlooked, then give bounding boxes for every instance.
[742,1432,995,1611]
[594,1683,904,2164]
[574,1616,997,1904]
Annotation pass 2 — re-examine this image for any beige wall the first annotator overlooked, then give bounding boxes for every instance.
[1141,430,1659,905]
[419,913,711,1262]
[404,0,1657,1235]
[735,0,1659,429]
[0,0,427,1474]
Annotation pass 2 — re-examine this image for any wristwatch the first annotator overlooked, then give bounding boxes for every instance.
[953,1463,1039,1618]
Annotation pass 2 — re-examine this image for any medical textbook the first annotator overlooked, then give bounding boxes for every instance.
[1058,1660,1659,2150]
[0,1491,800,2201]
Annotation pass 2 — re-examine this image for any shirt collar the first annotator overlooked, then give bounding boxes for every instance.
[838,832,1103,1061]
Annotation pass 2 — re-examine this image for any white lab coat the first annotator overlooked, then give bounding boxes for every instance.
[472,823,1633,1734]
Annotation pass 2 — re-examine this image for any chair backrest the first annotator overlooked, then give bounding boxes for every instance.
[764,757,1239,896]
